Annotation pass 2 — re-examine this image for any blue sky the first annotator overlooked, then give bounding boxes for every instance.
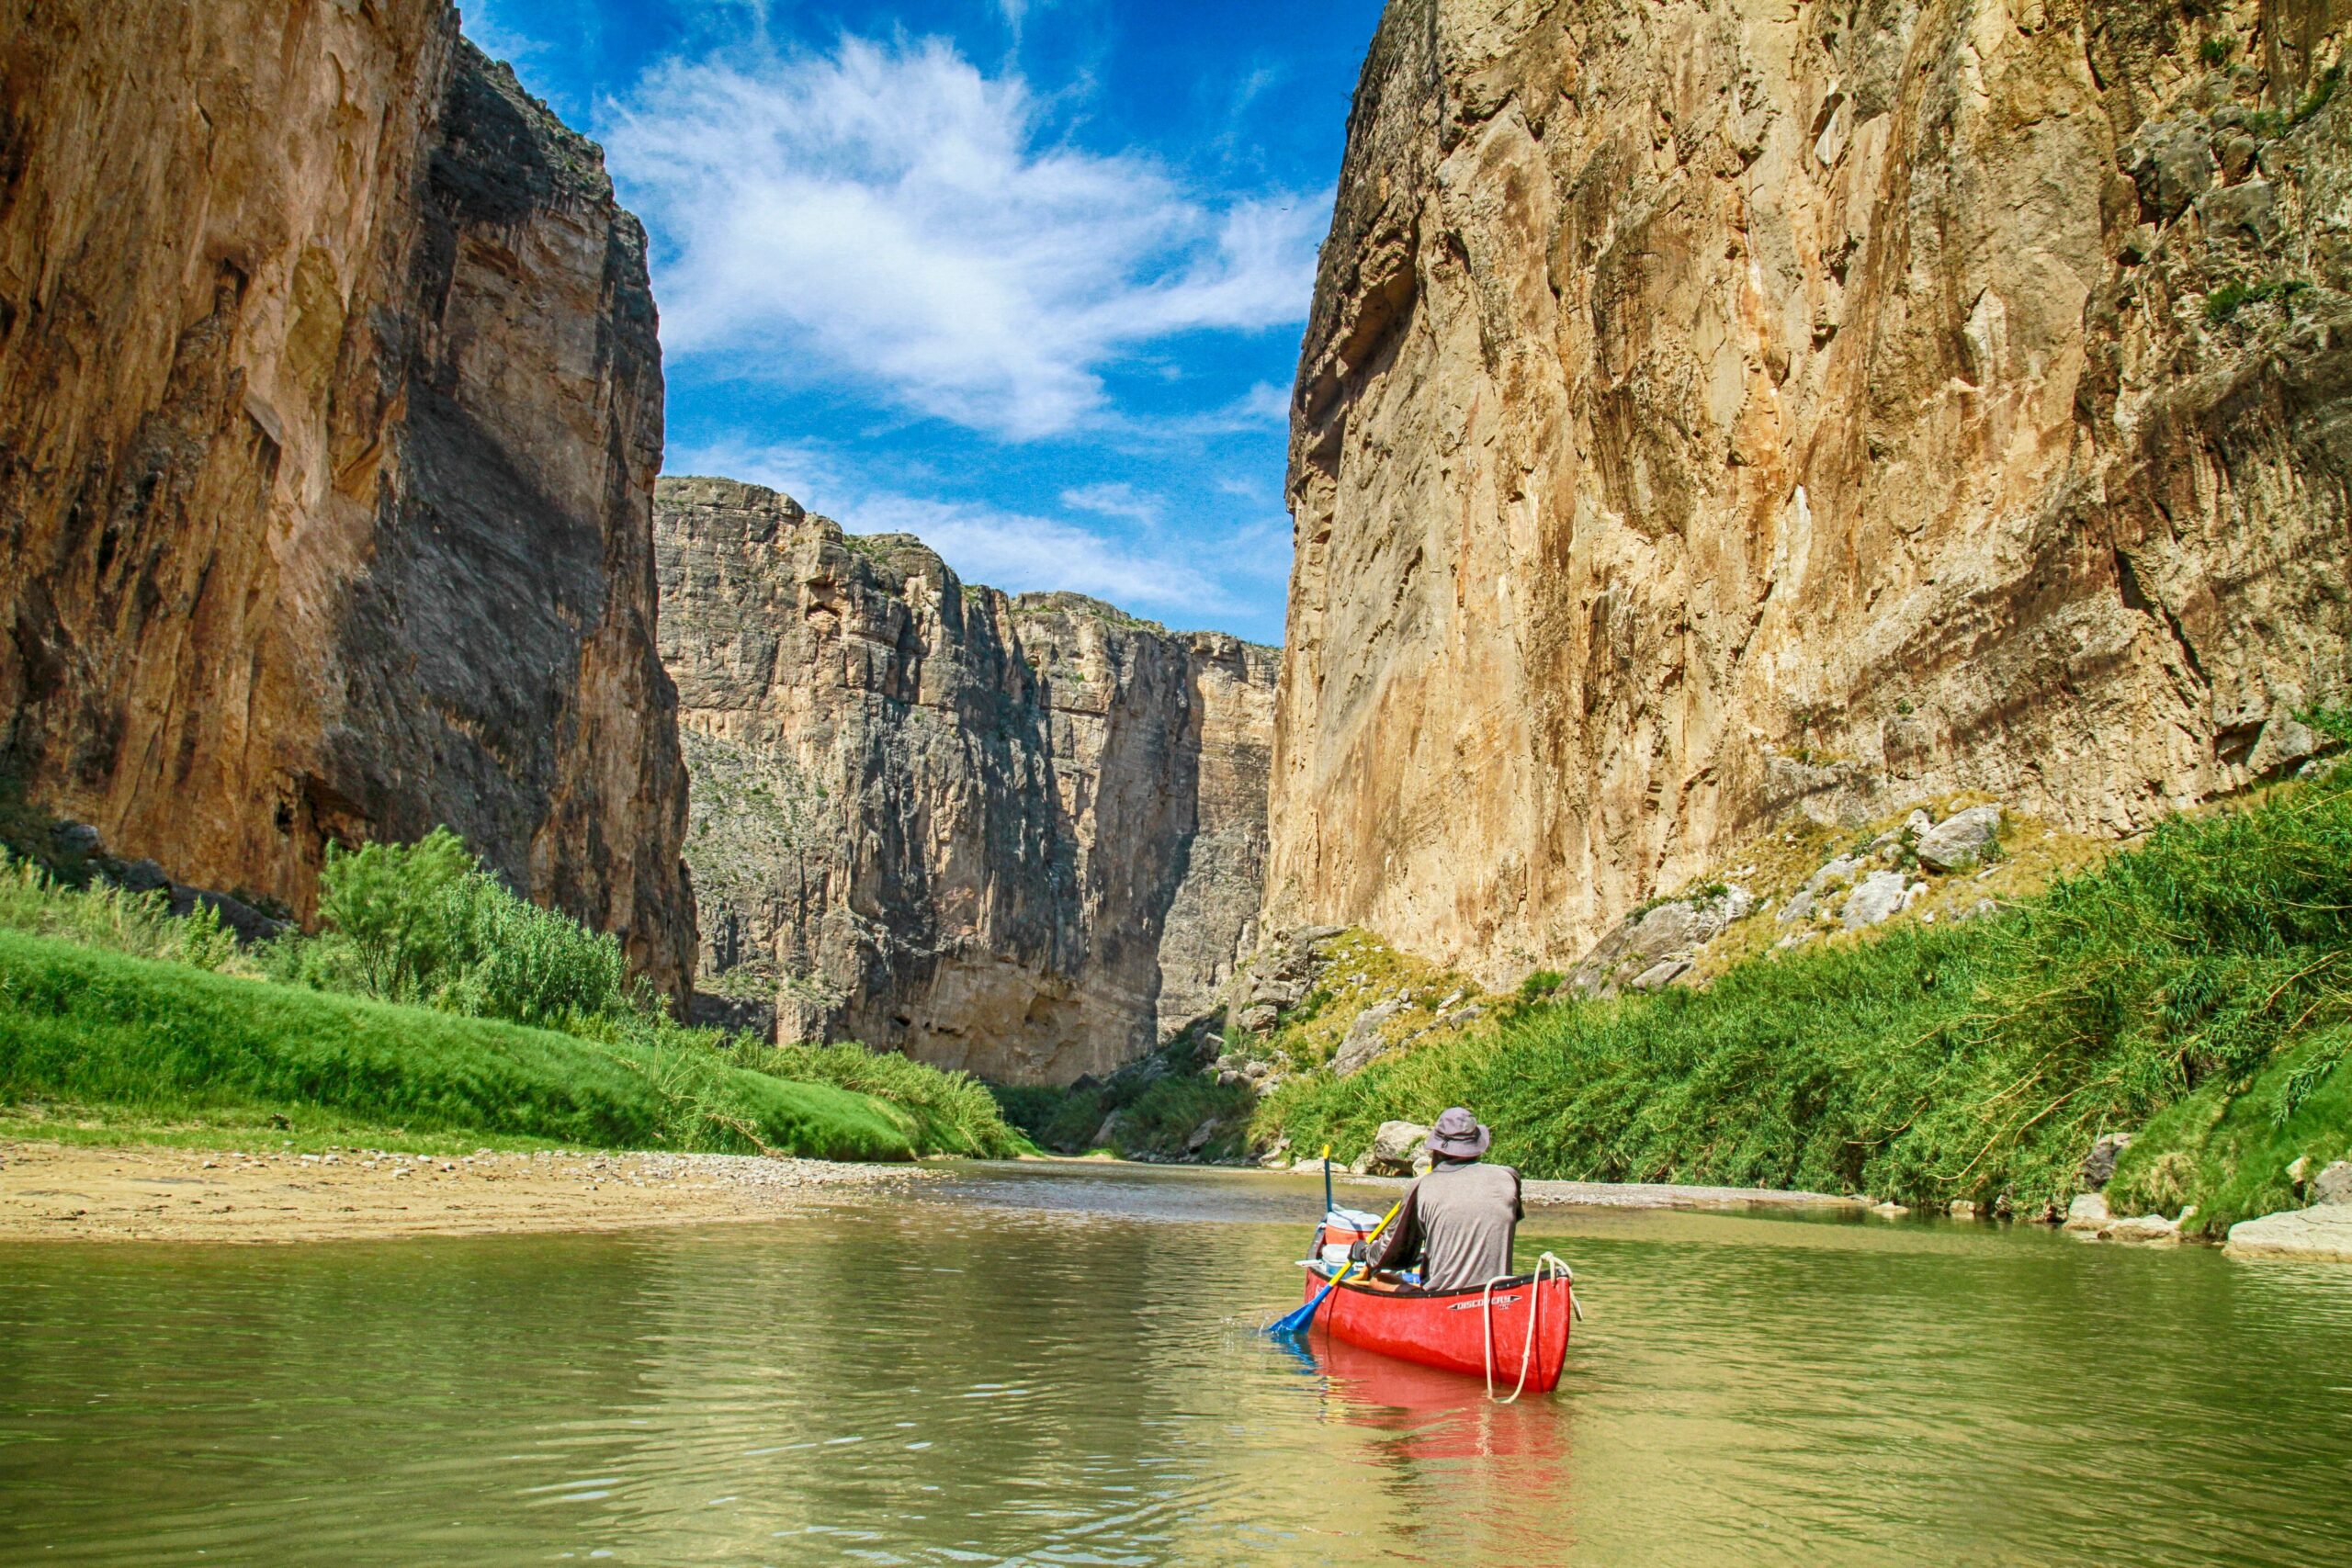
[460,0,1385,643]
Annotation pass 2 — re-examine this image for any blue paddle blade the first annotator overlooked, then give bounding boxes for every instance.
[1266,1266,1351,1337]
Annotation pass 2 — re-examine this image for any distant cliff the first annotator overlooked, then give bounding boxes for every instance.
[0,5,694,991]
[1269,0,2352,982]
[656,477,1276,1085]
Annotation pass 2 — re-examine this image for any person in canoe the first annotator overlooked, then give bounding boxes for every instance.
[1356,1107,1524,1292]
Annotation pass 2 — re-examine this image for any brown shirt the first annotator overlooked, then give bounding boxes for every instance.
[1369,1157,1524,1292]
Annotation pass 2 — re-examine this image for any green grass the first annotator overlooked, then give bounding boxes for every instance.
[0,820,1029,1163]
[1260,758,2352,1233]
[0,931,918,1161]
[735,1041,1032,1158]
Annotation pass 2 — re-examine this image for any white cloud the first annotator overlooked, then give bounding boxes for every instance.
[1059,482,1161,525]
[603,35,1322,440]
[667,439,1237,617]
[458,0,546,63]
[856,495,1231,613]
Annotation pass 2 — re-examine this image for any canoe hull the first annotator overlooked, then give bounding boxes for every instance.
[1300,1269,1573,1393]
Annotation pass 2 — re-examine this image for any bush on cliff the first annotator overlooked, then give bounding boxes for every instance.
[1262,739,2352,1232]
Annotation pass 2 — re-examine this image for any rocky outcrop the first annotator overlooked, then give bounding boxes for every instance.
[1268,0,2352,985]
[655,477,1277,1084]
[0,6,693,992]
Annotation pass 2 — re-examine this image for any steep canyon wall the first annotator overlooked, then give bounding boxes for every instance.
[656,477,1277,1085]
[1270,0,2352,981]
[0,5,694,990]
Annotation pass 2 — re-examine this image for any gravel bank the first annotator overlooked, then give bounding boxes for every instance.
[0,1141,936,1244]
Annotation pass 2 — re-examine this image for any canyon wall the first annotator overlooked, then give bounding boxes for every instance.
[656,477,1277,1085]
[1270,0,2352,982]
[0,5,694,991]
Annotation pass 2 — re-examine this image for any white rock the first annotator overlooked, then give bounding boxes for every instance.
[2105,1213,2182,1245]
[1628,957,1691,991]
[1777,889,1817,924]
[1917,805,2004,873]
[2063,1192,2112,1232]
[1842,870,1910,929]
[2314,1160,2352,1207]
[2227,1205,2352,1262]
[1807,855,1864,895]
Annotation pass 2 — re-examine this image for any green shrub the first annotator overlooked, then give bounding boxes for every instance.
[0,931,913,1159]
[737,1040,1029,1158]
[2206,277,2312,325]
[0,824,1029,1161]
[0,854,237,972]
[1261,755,2352,1228]
[292,829,635,1027]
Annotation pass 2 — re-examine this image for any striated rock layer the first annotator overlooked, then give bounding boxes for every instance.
[1270,0,2352,982]
[656,477,1277,1085]
[0,6,694,991]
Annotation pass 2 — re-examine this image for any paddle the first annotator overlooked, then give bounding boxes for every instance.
[1267,1198,1402,1337]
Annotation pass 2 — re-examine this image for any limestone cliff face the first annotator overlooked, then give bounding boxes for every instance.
[656,477,1276,1085]
[0,6,694,991]
[1271,0,2352,981]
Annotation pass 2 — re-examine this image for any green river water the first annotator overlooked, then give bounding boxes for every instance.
[3,1160,2349,1565]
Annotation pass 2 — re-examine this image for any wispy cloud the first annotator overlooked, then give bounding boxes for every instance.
[669,439,1243,618]
[1059,482,1161,525]
[603,35,1321,440]
[458,0,547,64]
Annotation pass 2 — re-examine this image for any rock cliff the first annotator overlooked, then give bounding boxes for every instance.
[1270,0,2352,982]
[0,5,694,991]
[656,477,1277,1085]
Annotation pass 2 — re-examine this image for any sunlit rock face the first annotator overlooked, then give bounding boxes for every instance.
[0,6,695,994]
[656,477,1278,1085]
[1268,0,2352,983]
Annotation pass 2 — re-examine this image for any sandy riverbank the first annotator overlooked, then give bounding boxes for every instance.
[0,1141,936,1244]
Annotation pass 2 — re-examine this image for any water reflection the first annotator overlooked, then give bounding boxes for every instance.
[2,1163,2349,1566]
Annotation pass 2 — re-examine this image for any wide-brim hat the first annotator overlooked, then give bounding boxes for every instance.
[1427,1107,1491,1159]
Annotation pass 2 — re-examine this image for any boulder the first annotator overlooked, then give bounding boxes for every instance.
[1331,998,1405,1077]
[115,858,172,895]
[1184,1118,1220,1155]
[2314,1160,2352,1208]
[50,821,101,858]
[1948,1200,1979,1219]
[1362,1119,1434,1177]
[2105,1213,2182,1245]
[1806,855,1864,895]
[1562,884,1755,996]
[1916,806,2003,873]
[1842,870,1911,929]
[2080,1132,2133,1190]
[2063,1192,2112,1232]
[1776,889,1817,924]
[1628,958,1690,992]
[1237,1002,1280,1033]
[2227,1204,2352,1263]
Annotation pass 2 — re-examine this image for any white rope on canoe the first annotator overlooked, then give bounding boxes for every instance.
[1481,1252,1578,1403]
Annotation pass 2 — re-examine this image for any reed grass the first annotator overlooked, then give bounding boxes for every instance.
[1263,754,2352,1233]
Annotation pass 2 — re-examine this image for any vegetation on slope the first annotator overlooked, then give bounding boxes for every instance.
[1259,733,2352,1234]
[0,823,1025,1160]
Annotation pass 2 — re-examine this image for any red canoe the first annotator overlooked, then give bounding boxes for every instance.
[1296,1260,1575,1393]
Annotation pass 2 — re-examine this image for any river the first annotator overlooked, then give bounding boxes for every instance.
[3,1160,2347,1565]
